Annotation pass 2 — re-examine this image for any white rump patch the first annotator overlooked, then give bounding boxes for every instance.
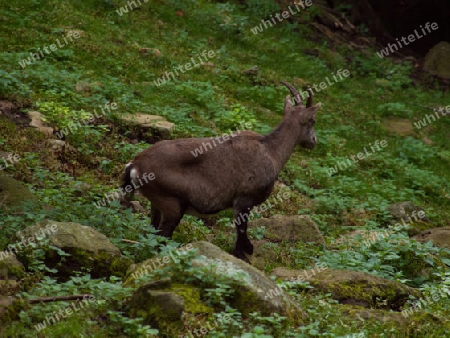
[130,168,139,182]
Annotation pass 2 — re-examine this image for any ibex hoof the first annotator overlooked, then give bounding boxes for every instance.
[232,249,251,264]
[244,241,254,255]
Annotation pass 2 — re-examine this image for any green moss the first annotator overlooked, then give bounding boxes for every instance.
[170,283,213,315]
[337,281,396,307]
[109,254,134,278]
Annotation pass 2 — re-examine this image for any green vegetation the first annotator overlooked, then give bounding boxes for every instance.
[0,0,449,336]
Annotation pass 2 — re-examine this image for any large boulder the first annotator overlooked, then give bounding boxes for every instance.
[125,241,304,324]
[12,220,132,279]
[272,268,421,310]
[424,41,450,79]
[189,241,304,322]
[413,227,450,249]
[0,174,37,209]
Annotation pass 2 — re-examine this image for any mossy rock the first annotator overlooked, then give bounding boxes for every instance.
[249,215,324,268]
[342,305,447,334]
[342,305,408,325]
[13,220,133,279]
[342,305,441,325]
[128,277,214,336]
[0,173,37,209]
[304,269,421,310]
[424,41,450,79]
[250,240,287,271]
[0,252,25,295]
[131,290,184,329]
[129,278,201,337]
[259,182,313,217]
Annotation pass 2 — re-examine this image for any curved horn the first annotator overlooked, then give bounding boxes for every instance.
[280,81,302,106]
[306,87,314,108]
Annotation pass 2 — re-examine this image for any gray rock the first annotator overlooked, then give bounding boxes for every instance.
[46,139,66,152]
[249,215,325,244]
[413,226,450,249]
[386,201,428,222]
[28,111,53,136]
[120,113,174,139]
[75,81,91,94]
[243,66,258,76]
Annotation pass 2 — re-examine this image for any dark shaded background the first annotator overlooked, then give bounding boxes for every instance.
[368,0,450,55]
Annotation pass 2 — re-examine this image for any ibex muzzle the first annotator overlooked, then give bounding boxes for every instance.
[122,82,320,263]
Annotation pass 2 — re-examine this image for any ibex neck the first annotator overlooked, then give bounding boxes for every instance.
[263,112,300,172]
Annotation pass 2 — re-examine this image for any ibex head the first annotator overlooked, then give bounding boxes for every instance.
[281,81,321,150]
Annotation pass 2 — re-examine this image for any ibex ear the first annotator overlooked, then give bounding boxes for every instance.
[308,102,321,115]
[284,95,293,112]
[299,102,321,123]
[311,102,321,111]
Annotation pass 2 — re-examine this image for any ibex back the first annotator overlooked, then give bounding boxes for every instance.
[122,82,320,263]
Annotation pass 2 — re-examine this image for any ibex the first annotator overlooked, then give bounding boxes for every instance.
[122,82,320,263]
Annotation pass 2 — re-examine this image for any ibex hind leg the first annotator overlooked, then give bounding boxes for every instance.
[150,205,161,229]
[156,199,186,238]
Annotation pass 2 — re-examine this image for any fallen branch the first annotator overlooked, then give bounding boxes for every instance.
[28,294,94,304]
[121,238,141,244]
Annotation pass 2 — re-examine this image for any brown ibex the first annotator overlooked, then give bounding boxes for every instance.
[122,82,320,263]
